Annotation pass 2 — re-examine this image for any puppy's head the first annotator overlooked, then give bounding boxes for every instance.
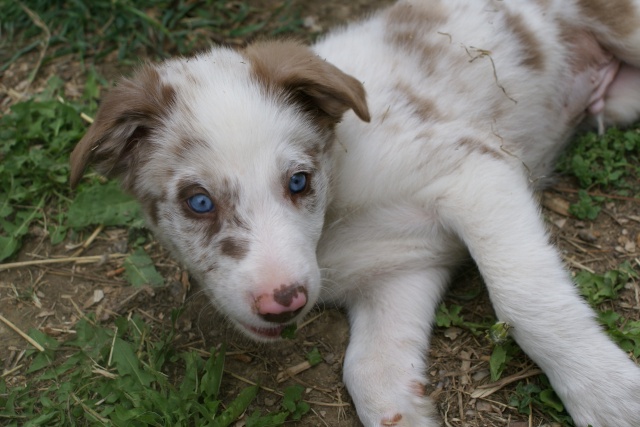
[70,40,369,341]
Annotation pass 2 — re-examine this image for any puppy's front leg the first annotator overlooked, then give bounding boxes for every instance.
[343,268,449,427]
[438,160,640,427]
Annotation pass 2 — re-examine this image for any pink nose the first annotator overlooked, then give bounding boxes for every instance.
[255,283,308,323]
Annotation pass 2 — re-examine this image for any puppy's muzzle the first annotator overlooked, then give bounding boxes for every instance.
[253,283,308,323]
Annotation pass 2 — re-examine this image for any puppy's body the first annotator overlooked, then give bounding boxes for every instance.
[71,1,640,426]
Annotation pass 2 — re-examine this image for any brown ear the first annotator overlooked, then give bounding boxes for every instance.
[69,65,176,189]
[244,40,370,125]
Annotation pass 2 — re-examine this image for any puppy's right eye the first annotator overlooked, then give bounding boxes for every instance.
[187,193,214,214]
[289,172,309,195]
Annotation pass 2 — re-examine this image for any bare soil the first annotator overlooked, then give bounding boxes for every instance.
[1,1,639,426]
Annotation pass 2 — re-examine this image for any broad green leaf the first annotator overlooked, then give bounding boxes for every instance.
[280,323,297,339]
[489,344,507,381]
[306,347,322,366]
[123,248,164,287]
[245,410,289,427]
[67,181,141,229]
[539,389,564,412]
[212,385,259,427]
[111,337,155,387]
[201,345,226,398]
[0,197,44,261]
[0,236,19,262]
[281,385,309,420]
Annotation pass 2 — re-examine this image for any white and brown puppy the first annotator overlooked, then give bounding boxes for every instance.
[71,0,640,426]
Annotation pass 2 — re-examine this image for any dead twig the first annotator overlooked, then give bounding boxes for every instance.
[465,45,517,104]
[565,257,596,274]
[470,368,542,398]
[298,311,325,331]
[105,267,126,278]
[2,364,24,378]
[71,224,105,257]
[552,186,640,203]
[80,112,94,123]
[17,1,51,87]
[0,314,45,352]
[225,370,350,407]
[437,31,452,43]
[277,360,313,383]
[0,253,127,271]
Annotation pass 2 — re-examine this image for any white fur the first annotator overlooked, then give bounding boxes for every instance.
[72,0,640,426]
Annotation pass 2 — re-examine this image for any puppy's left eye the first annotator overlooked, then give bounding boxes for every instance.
[289,172,308,195]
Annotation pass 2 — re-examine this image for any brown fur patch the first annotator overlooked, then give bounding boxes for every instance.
[395,82,442,122]
[558,20,612,80]
[381,413,403,426]
[534,0,552,10]
[173,138,208,158]
[70,65,176,189]
[456,137,503,160]
[411,381,427,397]
[385,2,451,74]
[503,11,545,71]
[386,34,445,77]
[231,214,249,230]
[220,236,249,259]
[243,40,370,128]
[577,0,637,38]
[217,177,241,213]
[387,2,448,30]
[139,194,161,227]
[305,145,322,169]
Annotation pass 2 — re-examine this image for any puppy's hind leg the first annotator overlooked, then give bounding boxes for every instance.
[437,157,640,427]
[574,0,640,67]
[575,0,640,128]
[600,63,640,128]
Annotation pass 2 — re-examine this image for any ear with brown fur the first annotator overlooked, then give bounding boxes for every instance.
[69,65,175,189]
[244,40,371,125]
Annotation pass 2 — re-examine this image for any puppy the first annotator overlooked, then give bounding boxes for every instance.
[70,0,640,425]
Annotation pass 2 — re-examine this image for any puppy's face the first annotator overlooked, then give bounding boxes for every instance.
[70,41,369,340]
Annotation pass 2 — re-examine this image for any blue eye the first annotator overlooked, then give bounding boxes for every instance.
[289,172,308,194]
[187,193,214,213]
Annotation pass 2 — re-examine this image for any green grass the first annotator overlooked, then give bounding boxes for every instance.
[0,74,97,260]
[557,127,640,219]
[0,71,147,261]
[577,262,640,358]
[0,311,310,426]
[1,0,303,71]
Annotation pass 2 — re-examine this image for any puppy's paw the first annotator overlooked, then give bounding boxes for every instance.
[560,363,640,427]
[377,404,437,427]
[346,367,439,427]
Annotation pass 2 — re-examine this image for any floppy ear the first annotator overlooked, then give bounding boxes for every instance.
[69,65,176,189]
[244,40,371,126]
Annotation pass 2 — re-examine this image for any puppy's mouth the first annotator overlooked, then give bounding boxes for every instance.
[240,322,287,340]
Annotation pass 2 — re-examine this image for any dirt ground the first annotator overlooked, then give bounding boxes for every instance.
[1,1,639,426]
